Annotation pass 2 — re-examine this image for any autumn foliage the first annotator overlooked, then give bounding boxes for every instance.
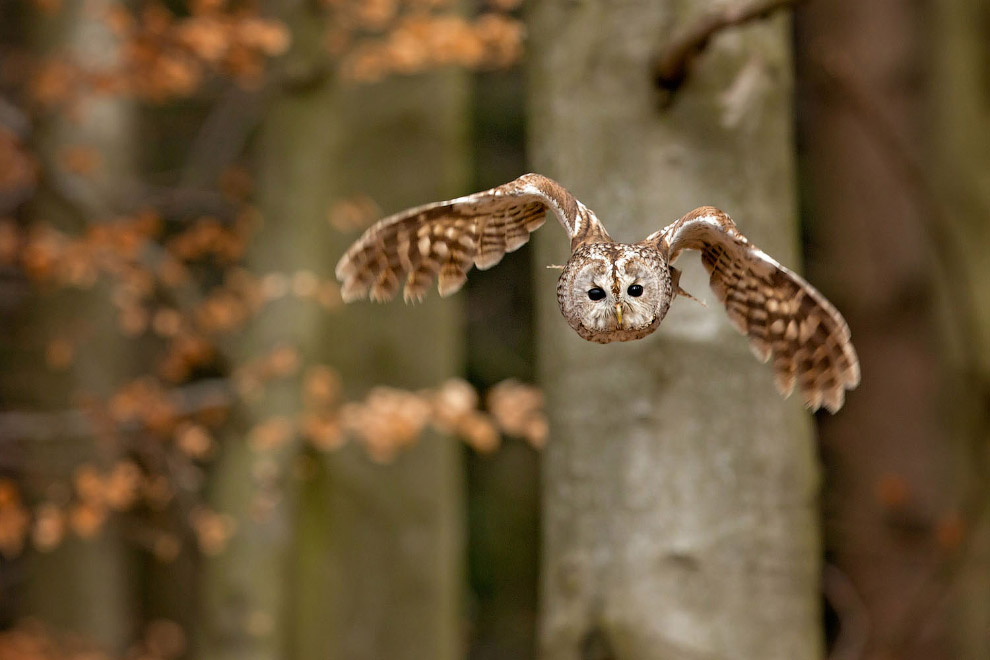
[0,0,528,656]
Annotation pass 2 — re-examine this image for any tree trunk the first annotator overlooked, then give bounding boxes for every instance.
[19,0,136,650]
[530,3,818,659]
[930,1,990,658]
[466,69,539,660]
[196,4,467,659]
[794,0,988,657]
[293,71,468,660]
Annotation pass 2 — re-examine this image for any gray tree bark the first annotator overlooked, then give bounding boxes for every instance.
[529,3,819,659]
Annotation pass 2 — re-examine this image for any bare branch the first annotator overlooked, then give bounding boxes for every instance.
[824,564,870,660]
[0,378,234,444]
[180,84,268,189]
[0,95,31,137]
[653,0,803,105]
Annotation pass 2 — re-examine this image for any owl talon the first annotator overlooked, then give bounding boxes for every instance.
[669,266,706,306]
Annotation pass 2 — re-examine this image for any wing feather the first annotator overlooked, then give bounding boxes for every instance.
[335,174,611,303]
[654,206,860,413]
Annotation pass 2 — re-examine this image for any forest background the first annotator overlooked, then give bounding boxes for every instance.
[0,0,988,659]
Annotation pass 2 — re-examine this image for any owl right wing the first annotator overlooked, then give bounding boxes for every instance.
[335,173,612,303]
[651,206,860,413]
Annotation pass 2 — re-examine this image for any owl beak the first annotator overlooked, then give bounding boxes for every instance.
[615,303,623,327]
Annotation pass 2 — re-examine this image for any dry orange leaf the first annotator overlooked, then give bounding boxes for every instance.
[59,144,103,176]
[45,338,75,370]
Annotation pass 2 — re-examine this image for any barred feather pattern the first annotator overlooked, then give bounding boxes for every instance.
[336,175,860,413]
[655,207,861,413]
[334,174,611,303]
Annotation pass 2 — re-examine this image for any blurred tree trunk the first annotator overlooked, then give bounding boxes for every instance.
[930,1,990,658]
[466,70,539,660]
[196,4,467,660]
[290,70,467,660]
[796,1,990,657]
[17,0,136,650]
[530,3,818,659]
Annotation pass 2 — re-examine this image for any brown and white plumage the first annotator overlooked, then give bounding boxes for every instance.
[650,207,860,412]
[335,174,860,413]
[335,173,610,303]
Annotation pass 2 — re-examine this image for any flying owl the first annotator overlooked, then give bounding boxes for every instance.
[335,174,860,412]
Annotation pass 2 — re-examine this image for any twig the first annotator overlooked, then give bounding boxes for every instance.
[0,95,31,137]
[653,0,803,105]
[0,378,234,444]
[180,84,268,189]
[124,183,240,222]
[824,564,870,660]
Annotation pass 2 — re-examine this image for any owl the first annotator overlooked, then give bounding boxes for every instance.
[335,174,860,412]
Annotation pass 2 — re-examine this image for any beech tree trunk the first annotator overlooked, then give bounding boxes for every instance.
[465,69,539,660]
[289,70,468,660]
[19,0,135,650]
[928,1,990,658]
[196,3,467,659]
[529,2,819,659]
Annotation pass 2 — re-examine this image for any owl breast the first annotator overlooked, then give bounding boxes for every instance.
[556,243,672,344]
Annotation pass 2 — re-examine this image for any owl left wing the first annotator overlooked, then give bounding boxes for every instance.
[651,206,860,413]
[335,174,611,303]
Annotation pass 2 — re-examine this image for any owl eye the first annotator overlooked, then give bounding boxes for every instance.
[587,287,606,301]
[627,284,644,297]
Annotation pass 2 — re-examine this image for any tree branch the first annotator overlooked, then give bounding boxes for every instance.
[0,378,234,444]
[0,95,31,137]
[824,564,870,660]
[653,0,803,105]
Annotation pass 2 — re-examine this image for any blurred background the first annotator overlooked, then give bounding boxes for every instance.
[0,1,987,659]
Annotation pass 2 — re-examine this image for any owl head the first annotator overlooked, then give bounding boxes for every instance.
[557,243,673,344]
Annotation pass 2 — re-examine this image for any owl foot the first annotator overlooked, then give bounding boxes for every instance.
[670,266,706,306]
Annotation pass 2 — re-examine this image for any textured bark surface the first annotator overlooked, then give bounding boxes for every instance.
[529,2,819,659]
[196,4,467,660]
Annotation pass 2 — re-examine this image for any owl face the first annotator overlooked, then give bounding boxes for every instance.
[557,243,672,344]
